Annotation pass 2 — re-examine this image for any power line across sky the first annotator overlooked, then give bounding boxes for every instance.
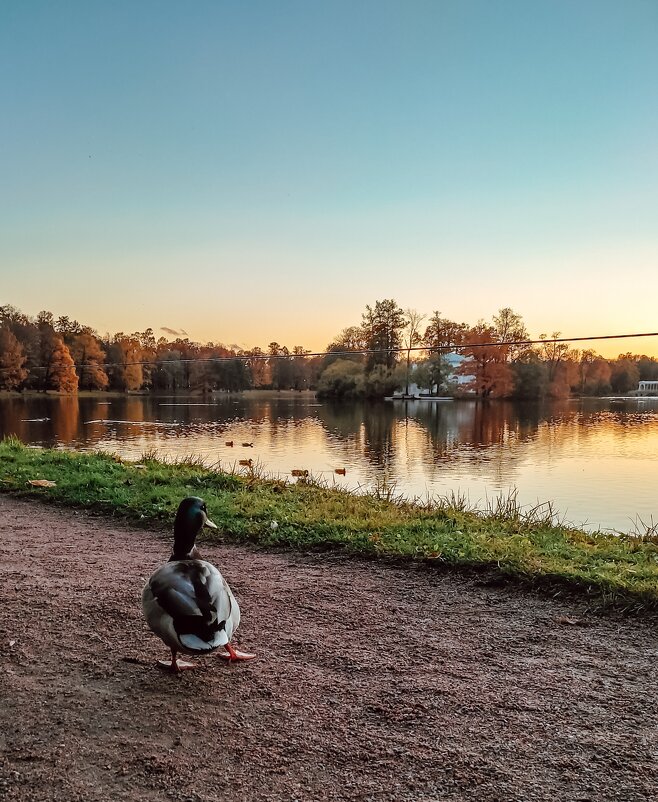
[11,330,658,372]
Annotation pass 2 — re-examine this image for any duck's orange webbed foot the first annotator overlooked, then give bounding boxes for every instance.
[218,643,256,662]
[157,650,197,672]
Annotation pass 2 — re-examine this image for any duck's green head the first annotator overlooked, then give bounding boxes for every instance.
[172,496,217,559]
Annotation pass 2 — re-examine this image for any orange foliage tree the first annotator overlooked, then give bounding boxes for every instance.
[243,347,269,387]
[32,311,79,394]
[40,331,78,393]
[577,350,612,395]
[548,359,579,398]
[0,326,28,390]
[610,357,640,394]
[70,333,109,390]
[459,323,514,397]
[189,344,229,392]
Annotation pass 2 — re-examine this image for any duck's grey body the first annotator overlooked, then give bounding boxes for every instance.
[142,559,240,655]
[141,496,254,671]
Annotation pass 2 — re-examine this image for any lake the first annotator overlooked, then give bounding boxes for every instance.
[1,393,657,534]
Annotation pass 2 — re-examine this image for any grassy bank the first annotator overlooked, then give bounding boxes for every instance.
[1,436,657,609]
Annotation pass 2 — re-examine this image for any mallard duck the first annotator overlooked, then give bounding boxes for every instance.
[142,496,255,672]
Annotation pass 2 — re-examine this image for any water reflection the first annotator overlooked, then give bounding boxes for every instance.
[0,394,656,532]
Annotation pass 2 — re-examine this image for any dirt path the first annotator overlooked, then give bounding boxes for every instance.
[1,495,657,802]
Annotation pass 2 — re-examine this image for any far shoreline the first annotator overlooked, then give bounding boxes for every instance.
[0,388,319,399]
[0,389,651,401]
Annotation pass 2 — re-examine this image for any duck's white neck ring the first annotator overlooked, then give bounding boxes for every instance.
[169,545,201,561]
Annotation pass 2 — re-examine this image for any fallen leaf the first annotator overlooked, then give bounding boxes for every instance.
[27,479,57,488]
[555,616,589,626]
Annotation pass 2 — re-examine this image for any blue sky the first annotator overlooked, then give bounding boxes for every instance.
[1,1,657,354]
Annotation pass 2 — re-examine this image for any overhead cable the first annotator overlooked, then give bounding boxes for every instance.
[2,330,658,372]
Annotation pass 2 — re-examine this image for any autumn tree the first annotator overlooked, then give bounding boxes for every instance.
[32,313,79,393]
[0,305,36,349]
[547,356,580,398]
[39,330,78,393]
[189,347,217,393]
[459,322,513,397]
[37,310,54,329]
[589,358,612,395]
[577,350,595,394]
[423,311,468,351]
[0,305,26,329]
[171,338,201,390]
[304,353,327,389]
[1,306,41,389]
[70,333,109,390]
[610,357,640,394]
[492,307,530,360]
[533,333,581,399]
[539,332,571,386]
[188,344,248,393]
[635,355,658,382]
[138,328,157,389]
[0,326,28,390]
[107,334,143,391]
[55,315,83,346]
[49,338,79,393]
[243,347,269,388]
[577,350,612,395]
[150,337,200,391]
[152,349,185,391]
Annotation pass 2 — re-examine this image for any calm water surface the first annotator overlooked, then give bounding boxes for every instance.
[1,393,657,533]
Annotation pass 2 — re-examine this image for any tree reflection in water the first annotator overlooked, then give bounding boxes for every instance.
[0,394,656,531]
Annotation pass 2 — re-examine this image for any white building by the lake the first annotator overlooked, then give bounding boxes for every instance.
[637,380,658,396]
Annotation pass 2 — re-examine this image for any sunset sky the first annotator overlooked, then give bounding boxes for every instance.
[1,1,657,357]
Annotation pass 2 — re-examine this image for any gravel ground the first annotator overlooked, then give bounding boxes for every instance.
[1,494,657,802]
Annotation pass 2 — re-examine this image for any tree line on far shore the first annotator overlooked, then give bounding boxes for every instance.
[0,301,656,399]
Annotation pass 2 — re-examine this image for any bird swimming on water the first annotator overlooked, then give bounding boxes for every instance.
[142,496,255,672]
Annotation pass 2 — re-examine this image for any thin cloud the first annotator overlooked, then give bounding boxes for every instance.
[161,326,188,337]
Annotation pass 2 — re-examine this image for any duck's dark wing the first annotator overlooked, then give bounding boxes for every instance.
[144,560,231,652]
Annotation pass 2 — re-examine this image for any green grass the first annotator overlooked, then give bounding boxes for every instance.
[2,435,658,609]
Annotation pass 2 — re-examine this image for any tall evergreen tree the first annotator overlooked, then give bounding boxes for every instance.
[361,299,405,372]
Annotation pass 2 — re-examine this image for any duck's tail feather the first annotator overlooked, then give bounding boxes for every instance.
[179,631,229,652]
[174,612,229,650]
